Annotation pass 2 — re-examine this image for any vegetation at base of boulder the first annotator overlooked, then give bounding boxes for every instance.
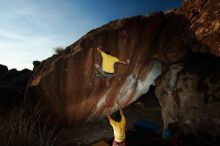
[54,47,65,54]
[0,104,63,146]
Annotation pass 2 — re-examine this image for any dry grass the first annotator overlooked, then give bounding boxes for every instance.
[0,104,63,146]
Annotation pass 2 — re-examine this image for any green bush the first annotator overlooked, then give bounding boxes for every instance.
[54,47,65,54]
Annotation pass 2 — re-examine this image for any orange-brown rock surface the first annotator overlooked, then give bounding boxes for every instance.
[28,0,220,130]
[175,0,220,55]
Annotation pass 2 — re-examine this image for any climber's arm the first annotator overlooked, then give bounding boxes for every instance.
[118,60,128,65]
[117,101,124,116]
[104,105,111,121]
[96,47,102,54]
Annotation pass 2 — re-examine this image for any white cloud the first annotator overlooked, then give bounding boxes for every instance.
[13,7,36,16]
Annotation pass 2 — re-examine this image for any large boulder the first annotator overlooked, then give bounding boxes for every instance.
[28,0,220,130]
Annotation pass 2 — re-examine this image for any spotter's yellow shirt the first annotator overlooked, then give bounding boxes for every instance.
[109,115,126,142]
[101,51,119,73]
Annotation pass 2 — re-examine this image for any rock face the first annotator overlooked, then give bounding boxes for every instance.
[175,0,220,55]
[154,0,220,143]
[155,53,220,142]
[29,12,196,126]
[29,0,220,138]
[0,65,32,106]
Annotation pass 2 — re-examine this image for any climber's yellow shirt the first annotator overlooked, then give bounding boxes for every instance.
[101,51,119,73]
[109,115,126,142]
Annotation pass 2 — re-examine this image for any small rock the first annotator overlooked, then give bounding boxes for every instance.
[0,64,8,76]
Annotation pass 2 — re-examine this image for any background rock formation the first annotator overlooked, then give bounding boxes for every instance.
[0,64,32,107]
[155,53,220,143]
[28,1,220,142]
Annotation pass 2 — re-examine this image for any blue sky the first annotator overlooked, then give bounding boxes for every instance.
[0,0,181,70]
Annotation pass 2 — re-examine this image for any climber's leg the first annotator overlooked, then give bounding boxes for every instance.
[104,72,114,87]
[95,64,105,79]
[95,64,114,87]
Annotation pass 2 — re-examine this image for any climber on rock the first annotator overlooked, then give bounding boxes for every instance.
[105,101,126,146]
[95,45,129,86]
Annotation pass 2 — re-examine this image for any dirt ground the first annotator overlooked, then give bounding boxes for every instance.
[55,95,163,146]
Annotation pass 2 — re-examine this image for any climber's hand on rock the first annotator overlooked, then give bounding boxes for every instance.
[116,100,120,105]
[104,100,108,108]
[104,105,109,114]
[126,59,130,64]
[104,106,107,112]
[116,100,121,109]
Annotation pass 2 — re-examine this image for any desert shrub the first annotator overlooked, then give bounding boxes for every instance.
[54,47,65,54]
